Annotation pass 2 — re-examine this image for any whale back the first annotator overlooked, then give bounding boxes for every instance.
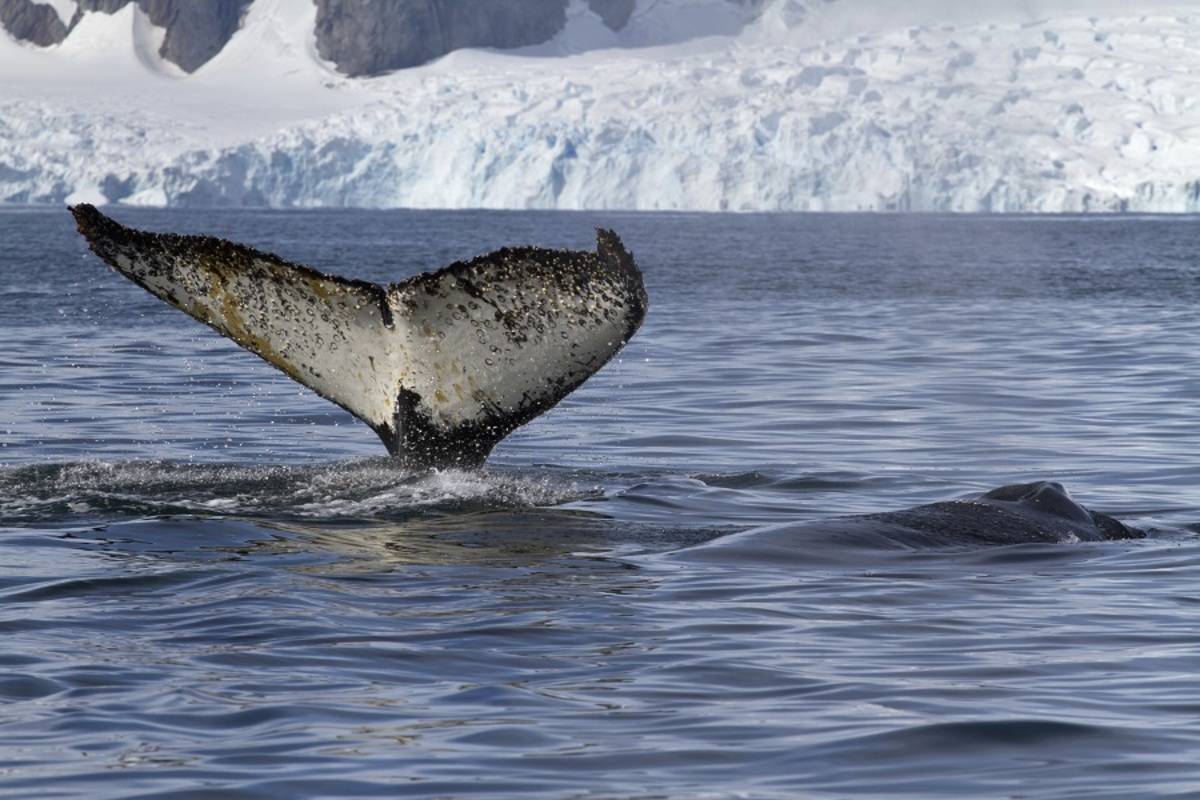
[853,481,1144,546]
[978,481,1141,542]
[70,205,647,467]
[676,481,1144,564]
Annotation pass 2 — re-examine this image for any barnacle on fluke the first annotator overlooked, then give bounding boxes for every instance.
[70,204,647,468]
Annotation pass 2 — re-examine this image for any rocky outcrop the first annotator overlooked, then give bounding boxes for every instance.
[75,0,251,72]
[312,0,653,77]
[314,0,574,77]
[2,0,733,77]
[0,0,249,72]
[587,0,636,31]
[0,0,70,46]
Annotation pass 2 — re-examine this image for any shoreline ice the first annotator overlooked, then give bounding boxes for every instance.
[3,1,1200,212]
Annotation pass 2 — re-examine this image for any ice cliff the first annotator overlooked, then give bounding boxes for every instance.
[2,0,1199,212]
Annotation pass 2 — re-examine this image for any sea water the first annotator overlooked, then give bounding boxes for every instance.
[2,208,1199,798]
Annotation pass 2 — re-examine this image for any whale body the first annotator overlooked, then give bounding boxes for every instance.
[680,481,1145,560]
[71,205,647,468]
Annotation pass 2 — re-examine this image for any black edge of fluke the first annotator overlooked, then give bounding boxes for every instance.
[595,227,649,338]
[70,203,120,253]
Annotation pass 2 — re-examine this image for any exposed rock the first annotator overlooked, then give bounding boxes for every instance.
[3,0,746,77]
[76,0,251,72]
[0,0,70,46]
[314,0,570,77]
[0,0,248,72]
[588,0,636,30]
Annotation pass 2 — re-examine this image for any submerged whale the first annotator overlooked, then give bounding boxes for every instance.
[679,481,1145,558]
[70,205,647,468]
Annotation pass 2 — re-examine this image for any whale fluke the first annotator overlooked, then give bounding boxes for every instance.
[70,204,647,468]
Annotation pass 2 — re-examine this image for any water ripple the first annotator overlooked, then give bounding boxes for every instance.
[4,210,1200,797]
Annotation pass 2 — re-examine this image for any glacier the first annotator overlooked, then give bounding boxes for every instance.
[3,0,1200,212]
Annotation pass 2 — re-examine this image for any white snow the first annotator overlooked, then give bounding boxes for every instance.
[54,3,182,77]
[4,0,1200,211]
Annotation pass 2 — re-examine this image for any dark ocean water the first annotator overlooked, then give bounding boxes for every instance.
[2,207,1200,798]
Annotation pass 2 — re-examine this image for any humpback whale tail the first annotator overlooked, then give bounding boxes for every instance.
[70,205,647,468]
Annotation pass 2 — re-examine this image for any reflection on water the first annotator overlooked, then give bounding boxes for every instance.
[2,209,1200,797]
[261,511,631,571]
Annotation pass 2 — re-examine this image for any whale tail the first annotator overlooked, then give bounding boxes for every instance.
[70,204,647,468]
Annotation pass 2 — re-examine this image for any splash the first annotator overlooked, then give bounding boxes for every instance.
[0,459,599,524]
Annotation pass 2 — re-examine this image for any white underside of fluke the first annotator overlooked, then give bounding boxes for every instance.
[70,205,646,465]
[387,254,637,430]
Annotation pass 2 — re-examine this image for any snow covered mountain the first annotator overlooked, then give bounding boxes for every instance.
[0,0,717,74]
[2,0,1200,212]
